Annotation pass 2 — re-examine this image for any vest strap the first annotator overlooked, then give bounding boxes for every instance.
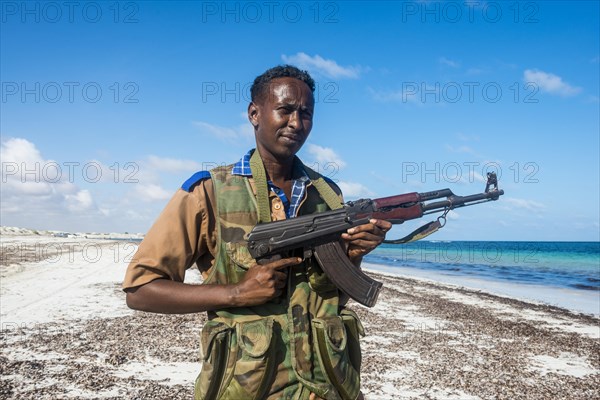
[249,149,272,223]
[302,164,343,211]
[250,150,344,223]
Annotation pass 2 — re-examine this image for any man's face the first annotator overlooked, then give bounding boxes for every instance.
[249,77,314,163]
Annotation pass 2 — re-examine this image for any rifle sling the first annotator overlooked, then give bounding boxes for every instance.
[383,219,443,244]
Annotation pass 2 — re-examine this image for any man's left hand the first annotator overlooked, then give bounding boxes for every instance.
[341,218,392,264]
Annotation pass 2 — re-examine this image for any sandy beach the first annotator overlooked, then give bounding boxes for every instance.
[1,231,598,399]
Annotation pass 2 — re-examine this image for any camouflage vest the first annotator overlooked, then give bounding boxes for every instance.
[194,157,364,400]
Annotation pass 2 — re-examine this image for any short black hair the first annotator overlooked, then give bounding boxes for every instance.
[250,65,315,103]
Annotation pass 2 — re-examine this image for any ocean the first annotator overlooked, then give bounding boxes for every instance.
[364,241,600,315]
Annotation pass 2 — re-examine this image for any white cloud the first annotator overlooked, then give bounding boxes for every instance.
[145,155,202,173]
[445,144,476,154]
[0,137,104,229]
[523,69,582,96]
[4,180,54,195]
[306,144,347,169]
[135,184,172,202]
[338,181,375,198]
[193,120,254,143]
[446,210,460,220]
[65,190,94,212]
[466,67,485,75]
[281,52,361,79]
[439,57,460,68]
[1,137,44,164]
[457,133,480,142]
[0,137,192,233]
[503,197,546,212]
[1,138,82,197]
[469,171,487,184]
[367,85,438,105]
[193,121,238,140]
[367,87,403,102]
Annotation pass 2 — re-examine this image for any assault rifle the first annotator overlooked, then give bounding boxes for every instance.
[247,173,504,307]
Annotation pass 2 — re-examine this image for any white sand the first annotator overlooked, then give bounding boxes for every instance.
[1,232,599,399]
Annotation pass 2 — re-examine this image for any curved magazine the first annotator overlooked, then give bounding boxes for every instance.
[313,242,383,307]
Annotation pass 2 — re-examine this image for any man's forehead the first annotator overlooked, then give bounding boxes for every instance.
[263,78,313,103]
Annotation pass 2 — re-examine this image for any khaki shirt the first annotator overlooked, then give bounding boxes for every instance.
[123,177,295,289]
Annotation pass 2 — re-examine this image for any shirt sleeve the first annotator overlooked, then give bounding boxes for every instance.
[122,179,217,290]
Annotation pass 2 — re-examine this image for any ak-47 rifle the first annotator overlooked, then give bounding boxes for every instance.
[247,173,504,308]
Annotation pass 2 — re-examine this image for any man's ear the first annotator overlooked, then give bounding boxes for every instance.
[248,102,259,127]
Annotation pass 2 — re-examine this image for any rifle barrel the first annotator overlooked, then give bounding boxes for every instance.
[421,189,504,212]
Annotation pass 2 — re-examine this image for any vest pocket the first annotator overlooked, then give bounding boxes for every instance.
[340,309,364,375]
[307,258,337,294]
[229,318,276,399]
[312,309,365,400]
[195,318,276,400]
[195,320,235,400]
[225,242,256,284]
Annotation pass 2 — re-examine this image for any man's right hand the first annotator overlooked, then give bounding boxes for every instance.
[125,257,303,314]
[231,257,303,307]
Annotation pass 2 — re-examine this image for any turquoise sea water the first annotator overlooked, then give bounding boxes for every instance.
[122,238,599,313]
[366,241,600,293]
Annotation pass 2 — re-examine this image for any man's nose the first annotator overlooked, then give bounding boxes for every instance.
[288,110,302,130]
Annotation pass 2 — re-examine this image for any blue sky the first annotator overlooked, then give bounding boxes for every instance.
[1,1,599,241]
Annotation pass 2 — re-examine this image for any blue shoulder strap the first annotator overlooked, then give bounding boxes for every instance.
[181,171,211,192]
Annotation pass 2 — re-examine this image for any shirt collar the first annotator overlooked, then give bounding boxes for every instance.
[232,149,310,182]
[231,149,254,176]
[232,149,310,218]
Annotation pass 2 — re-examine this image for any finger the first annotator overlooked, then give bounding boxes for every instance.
[346,224,374,235]
[342,232,376,242]
[345,224,389,241]
[274,279,287,289]
[269,256,303,270]
[344,231,383,243]
[370,218,392,232]
[347,222,387,236]
[348,239,380,250]
[272,270,287,281]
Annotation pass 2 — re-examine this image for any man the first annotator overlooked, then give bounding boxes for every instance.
[123,65,391,399]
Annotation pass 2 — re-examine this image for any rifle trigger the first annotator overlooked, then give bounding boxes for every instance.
[303,249,313,260]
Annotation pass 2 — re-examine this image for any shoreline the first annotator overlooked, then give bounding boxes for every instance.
[362,262,600,317]
[1,234,599,399]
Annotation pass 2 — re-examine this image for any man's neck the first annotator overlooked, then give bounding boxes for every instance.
[256,150,296,200]
[257,150,295,183]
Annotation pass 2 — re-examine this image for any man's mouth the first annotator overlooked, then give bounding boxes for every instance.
[279,133,302,143]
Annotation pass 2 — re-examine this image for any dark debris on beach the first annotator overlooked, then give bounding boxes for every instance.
[1,276,599,399]
[1,309,204,400]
